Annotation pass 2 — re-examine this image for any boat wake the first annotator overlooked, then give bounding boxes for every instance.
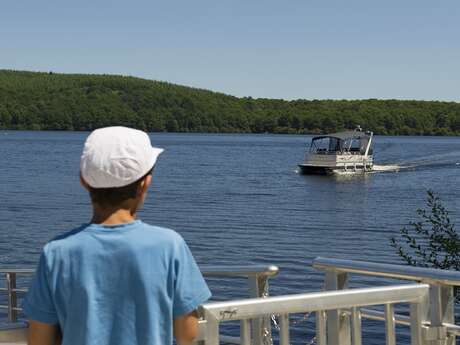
[372,151,460,174]
[400,154,460,170]
[371,164,402,172]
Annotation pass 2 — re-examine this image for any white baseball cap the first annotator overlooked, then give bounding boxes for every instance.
[80,126,164,188]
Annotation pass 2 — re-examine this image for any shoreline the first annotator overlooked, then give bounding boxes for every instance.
[1,129,460,137]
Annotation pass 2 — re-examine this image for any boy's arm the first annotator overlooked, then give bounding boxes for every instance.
[172,237,211,344]
[173,310,199,345]
[27,320,61,345]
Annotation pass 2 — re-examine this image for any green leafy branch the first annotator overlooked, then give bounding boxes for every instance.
[391,190,460,270]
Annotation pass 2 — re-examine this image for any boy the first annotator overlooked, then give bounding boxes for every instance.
[23,126,211,345]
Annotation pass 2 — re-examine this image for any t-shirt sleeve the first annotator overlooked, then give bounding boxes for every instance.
[22,251,59,324]
[172,238,212,318]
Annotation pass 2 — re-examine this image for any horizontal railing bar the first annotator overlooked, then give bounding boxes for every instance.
[201,284,429,321]
[220,335,241,344]
[0,269,34,274]
[0,306,23,311]
[201,265,279,278]
[313,257,460,286]
[0,322,28,331]
[14,288,28,293]
[0,265,279,278]
[358,308,411,325]
[0,288,28,293]
[357,309,460,337]
[444,323,460,336]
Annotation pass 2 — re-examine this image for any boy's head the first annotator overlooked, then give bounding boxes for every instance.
[80,126,163,208]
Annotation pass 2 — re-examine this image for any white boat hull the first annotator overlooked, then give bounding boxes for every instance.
[299,153,373,175]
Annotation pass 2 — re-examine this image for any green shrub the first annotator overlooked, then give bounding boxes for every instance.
[390,190,460,270]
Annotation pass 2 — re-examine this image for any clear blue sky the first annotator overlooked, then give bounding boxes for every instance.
[1,0,459,101]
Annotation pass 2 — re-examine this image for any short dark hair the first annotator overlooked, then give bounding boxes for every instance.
[89,168,154,207]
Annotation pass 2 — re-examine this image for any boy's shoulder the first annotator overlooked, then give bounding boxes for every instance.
[44,224,88,249]
[43,221,185,255]
[134,222,186,247]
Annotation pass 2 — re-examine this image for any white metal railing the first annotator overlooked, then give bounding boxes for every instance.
[0,265,279,345]
[313,257,460,345]
[3,258,460,345]
[201,264,279,345]
[0,269,34,323]
[198,284,430,345]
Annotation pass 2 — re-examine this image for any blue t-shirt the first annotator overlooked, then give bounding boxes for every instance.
[23,220,211,345]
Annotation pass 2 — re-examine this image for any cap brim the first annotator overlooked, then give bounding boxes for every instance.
[151,147,164,167]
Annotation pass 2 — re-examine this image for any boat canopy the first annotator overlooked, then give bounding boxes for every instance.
[309,129,373,155]
[312,130,371,141]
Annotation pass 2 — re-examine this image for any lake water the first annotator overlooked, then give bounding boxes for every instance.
[1,131,460,344]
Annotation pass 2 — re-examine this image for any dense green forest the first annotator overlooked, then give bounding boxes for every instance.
[1,70,459,135]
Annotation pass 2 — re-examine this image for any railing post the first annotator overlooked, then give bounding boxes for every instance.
[201,310,219,345]
[248,274,272,345]
[324,271,351,345]
[6,273,18,323]
[240,319,252,345]
[427,284,453,345]
[350,307,362,345]
[279,314,290,345]
[384,304,396,345]
[410,291,429,345]
[316,310,327,345]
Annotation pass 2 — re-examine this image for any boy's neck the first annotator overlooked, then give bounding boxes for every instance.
[91,207,137,225]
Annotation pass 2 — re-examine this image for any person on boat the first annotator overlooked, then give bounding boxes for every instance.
[23,126,211,345]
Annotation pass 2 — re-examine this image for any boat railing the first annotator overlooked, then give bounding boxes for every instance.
[310,149,371,156]
[312,256,460,344]
[198,283,430,345]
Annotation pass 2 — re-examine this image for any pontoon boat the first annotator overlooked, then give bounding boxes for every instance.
[298,127,374,175]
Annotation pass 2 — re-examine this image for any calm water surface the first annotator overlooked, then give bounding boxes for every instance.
[1,131,460,343]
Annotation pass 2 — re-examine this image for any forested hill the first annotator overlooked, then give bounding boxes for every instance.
[1,70,459,135]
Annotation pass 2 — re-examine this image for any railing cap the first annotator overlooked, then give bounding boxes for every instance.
[201,265,279,278]
[200,283,429,321]
[313,257,460,286]
[0,265,280,278]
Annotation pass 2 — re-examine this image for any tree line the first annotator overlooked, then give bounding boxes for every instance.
[1,70,459,135]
